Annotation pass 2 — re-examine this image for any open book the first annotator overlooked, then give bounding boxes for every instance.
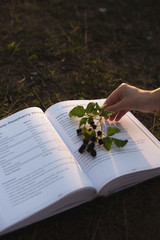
[0,99,160,235]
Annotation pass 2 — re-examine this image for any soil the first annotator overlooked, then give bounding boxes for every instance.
[0,1,160,239]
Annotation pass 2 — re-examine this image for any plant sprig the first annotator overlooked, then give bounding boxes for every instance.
[69,102,128,157]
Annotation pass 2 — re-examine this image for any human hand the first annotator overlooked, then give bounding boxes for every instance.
[103,83,159,121]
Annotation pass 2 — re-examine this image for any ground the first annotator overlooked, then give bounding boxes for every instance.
[0,1,160,239]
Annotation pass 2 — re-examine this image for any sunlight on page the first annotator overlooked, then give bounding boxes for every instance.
[46,100,160,192]
[0,107,94,229]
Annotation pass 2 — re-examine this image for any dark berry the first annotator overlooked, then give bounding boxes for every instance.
[91,135,96,142]
[91,149,96,157]
[88,128,92,132]
[87,142,95,152]
[81,144,86,150]
[92,124,97,129]
[98,139,103,145]
[90,120,94,126]
[97,130,102,136]
[83,139,89,145]
[78,146,84,154]
[77,128,82,135]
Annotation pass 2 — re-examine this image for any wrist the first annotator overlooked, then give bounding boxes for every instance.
[150,88,160,111]
[135,88,160,112]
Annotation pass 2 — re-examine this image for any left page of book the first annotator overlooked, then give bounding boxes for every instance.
[0,107,95,234]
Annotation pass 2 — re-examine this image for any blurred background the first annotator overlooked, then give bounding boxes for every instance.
[0,1,160,239]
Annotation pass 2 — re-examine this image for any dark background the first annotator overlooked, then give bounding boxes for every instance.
[0,1,160,239]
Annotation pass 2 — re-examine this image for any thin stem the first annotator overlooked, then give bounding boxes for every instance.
[100,116,102,131]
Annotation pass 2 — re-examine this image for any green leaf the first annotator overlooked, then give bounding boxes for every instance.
[95,102,101,110]
[81,126,88,134]
[111,138,128,148]
[107,127,120,136]
[103,137,112,151]
[8,41,16,49]
[85,102,96,114]
[88,117,93,125]
[81,127,90,141]
[90,129,96,137]
[79,117,88,127]
[69,106,85,117]
[91,110,99,115]
[28,54,38,61]
[100,111,113,117]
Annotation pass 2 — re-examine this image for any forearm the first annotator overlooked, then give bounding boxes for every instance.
[130,87,160,113]
[149,88,160,111]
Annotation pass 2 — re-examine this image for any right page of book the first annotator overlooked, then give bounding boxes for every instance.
[45,99,160,194]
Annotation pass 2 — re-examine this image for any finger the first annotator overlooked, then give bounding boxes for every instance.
[104,100,124,113]
[109,112,118,121]
[103,85,122,107]
[115,110,128,121]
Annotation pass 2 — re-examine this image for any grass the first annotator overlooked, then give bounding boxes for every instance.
[0,0,160,239]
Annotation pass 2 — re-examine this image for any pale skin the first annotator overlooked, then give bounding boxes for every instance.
[103,83,160,121]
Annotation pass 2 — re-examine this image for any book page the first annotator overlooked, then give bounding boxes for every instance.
[45,99,160,193]
[0,107,95,232]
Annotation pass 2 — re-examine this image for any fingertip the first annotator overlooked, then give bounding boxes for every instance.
[104,116,109,120]
[115,115,122,122]
[109,113,117,121]
[101,102,108,111]
[115,110,128,121]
